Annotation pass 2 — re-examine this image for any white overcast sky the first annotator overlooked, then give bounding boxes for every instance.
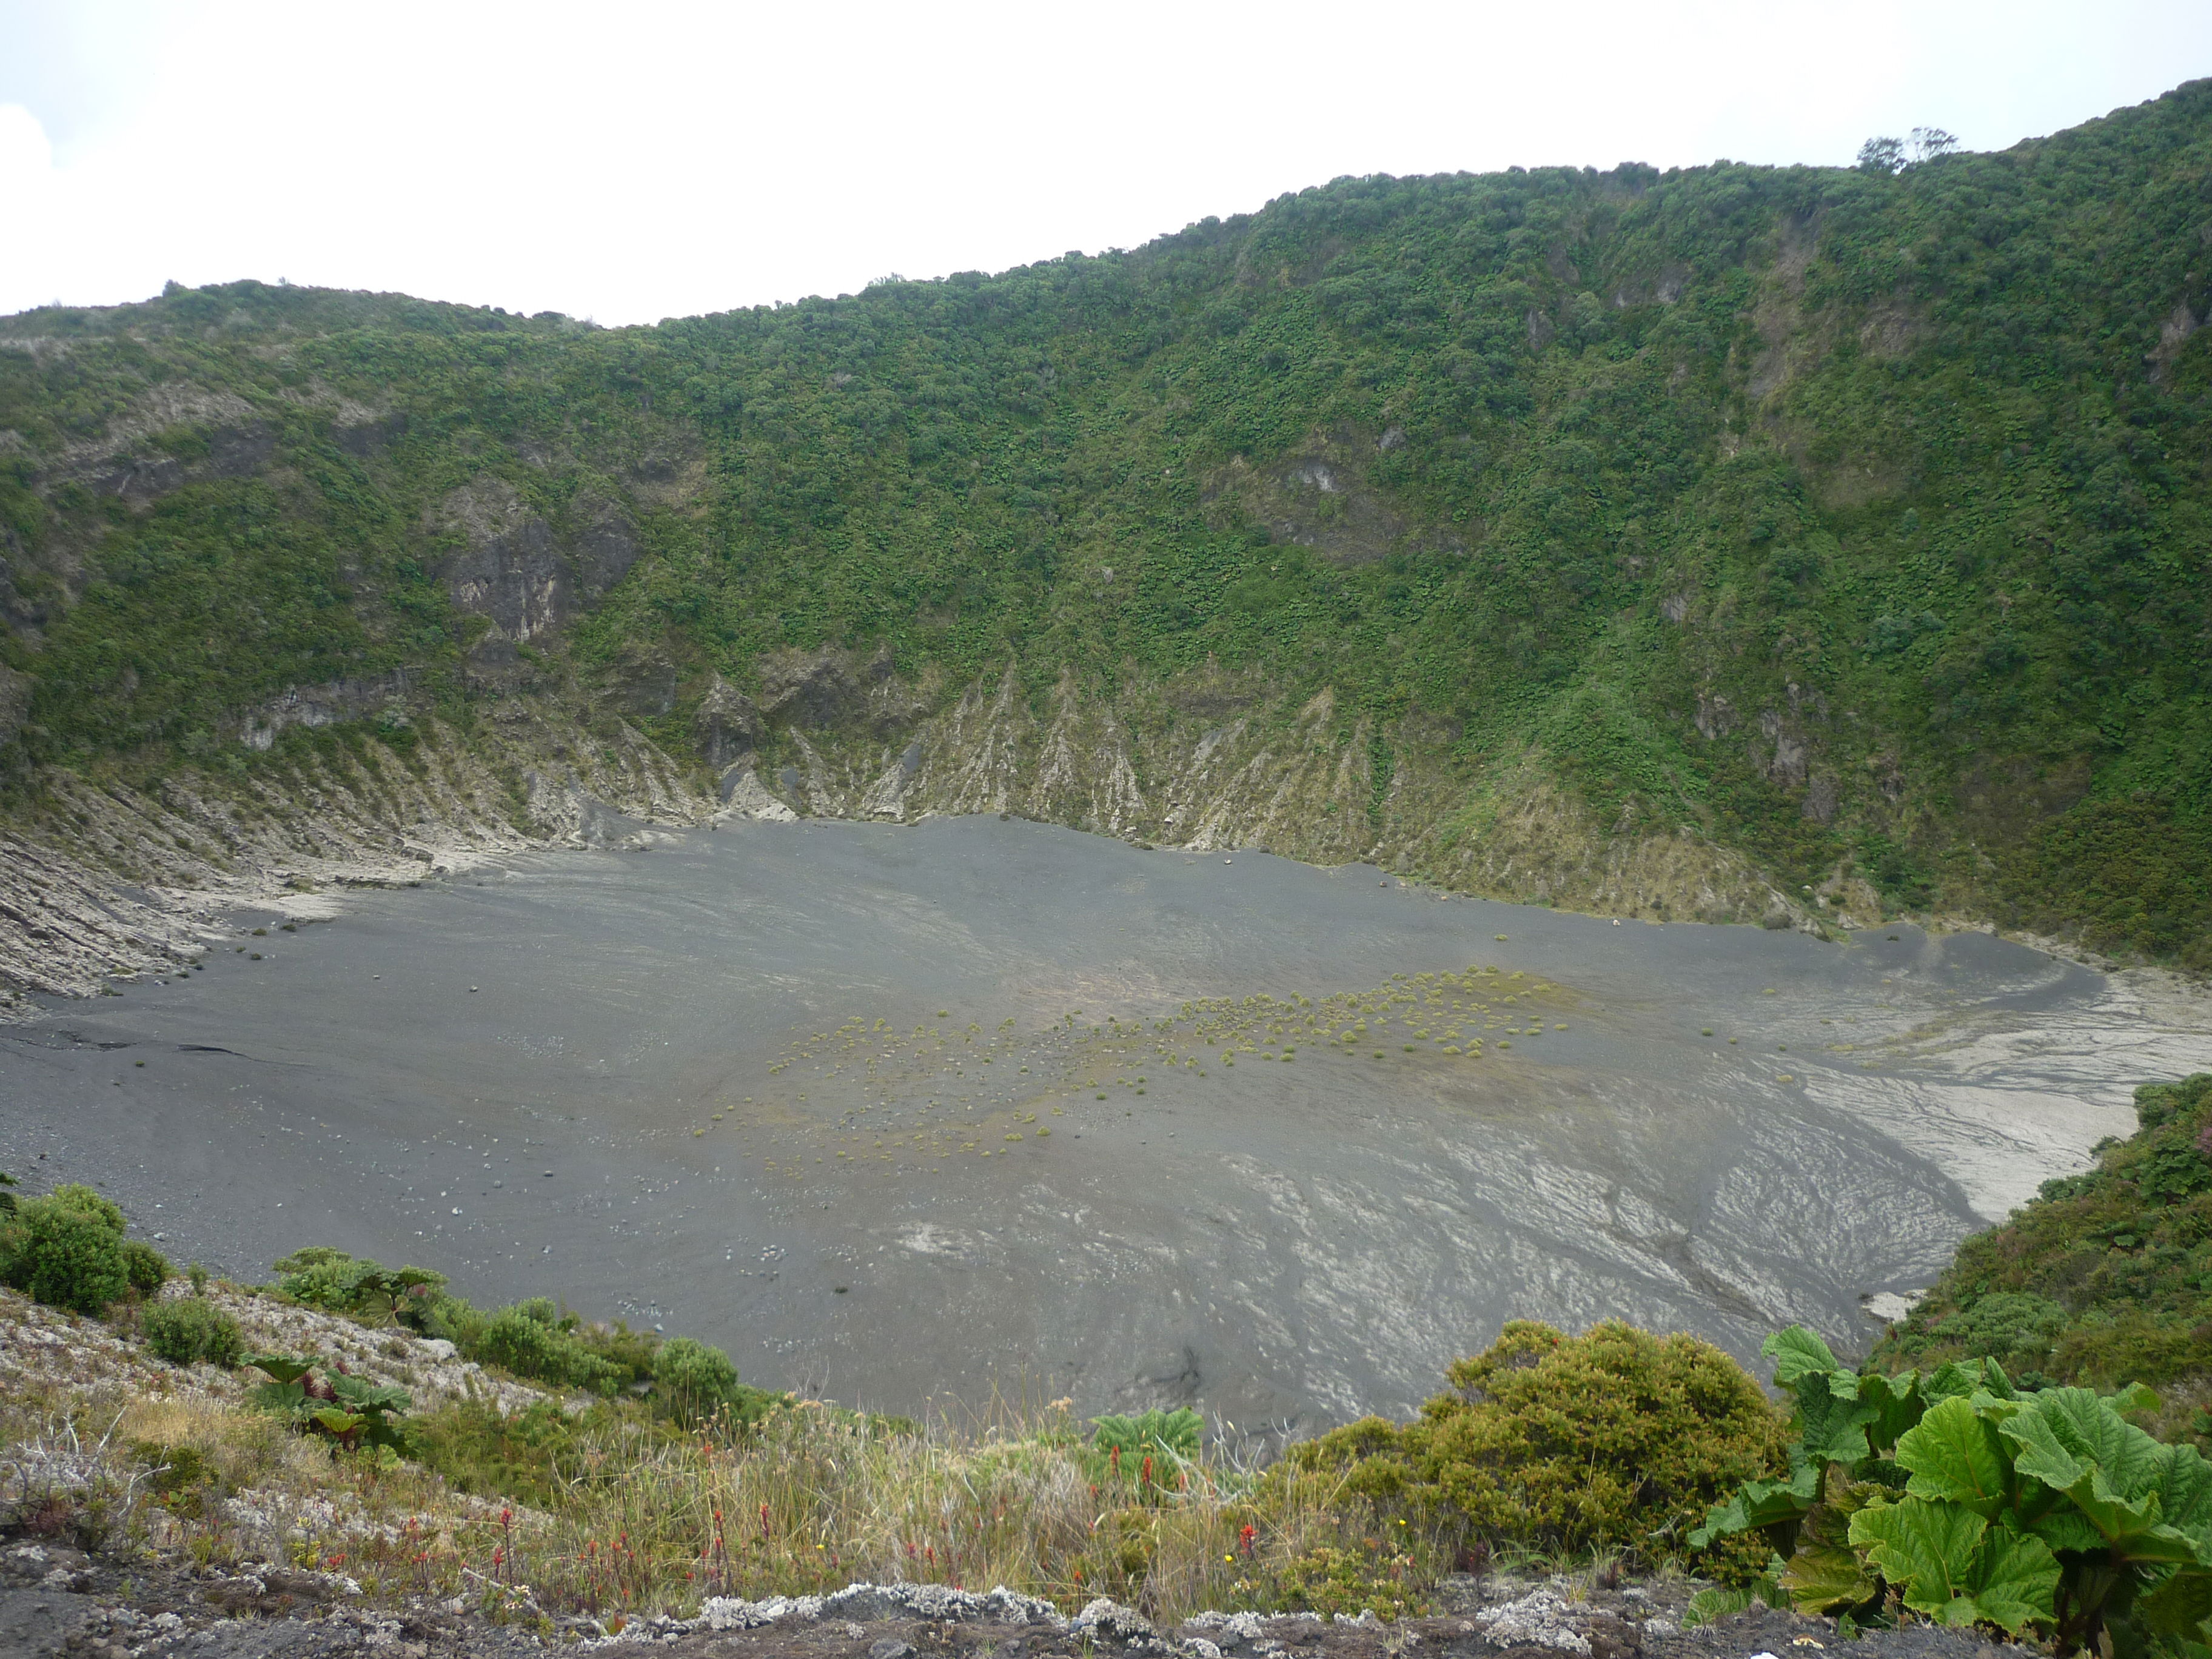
[4,1,2210,327]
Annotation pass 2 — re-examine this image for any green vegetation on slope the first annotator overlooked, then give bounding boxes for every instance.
[6,84,2212,957]
[1872,1074,2212,1430]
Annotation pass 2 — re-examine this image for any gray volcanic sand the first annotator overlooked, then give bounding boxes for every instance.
[6,816,2209,1435]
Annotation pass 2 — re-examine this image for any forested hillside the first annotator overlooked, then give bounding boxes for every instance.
[4,81,2210,968]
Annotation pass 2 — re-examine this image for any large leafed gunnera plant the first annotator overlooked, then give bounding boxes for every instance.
[1693,1326,2212,1654]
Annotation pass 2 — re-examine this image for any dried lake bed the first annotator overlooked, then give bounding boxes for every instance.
[5,814,2209,1435]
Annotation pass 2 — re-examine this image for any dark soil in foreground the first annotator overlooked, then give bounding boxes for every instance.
[0,1541,2033,1659]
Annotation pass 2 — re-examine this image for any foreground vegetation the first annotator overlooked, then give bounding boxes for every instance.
[8,1082,2212,1643]
[1694,1332,2204,1656]
[7,86,2212,960]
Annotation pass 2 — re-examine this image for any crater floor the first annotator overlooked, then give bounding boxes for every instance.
[6,816,2205,1435]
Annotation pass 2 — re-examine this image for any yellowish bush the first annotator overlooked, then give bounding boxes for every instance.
[1293,1320,1786,1574]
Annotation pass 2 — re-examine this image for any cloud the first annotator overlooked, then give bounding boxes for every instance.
[0,102,52,178]
[0,105,64,312]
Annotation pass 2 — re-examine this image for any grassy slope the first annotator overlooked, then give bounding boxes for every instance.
[4,84,2211,959]
[1870,1073,2212,1439]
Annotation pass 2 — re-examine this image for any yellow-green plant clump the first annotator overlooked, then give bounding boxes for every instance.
[1290,1319,1788,1578]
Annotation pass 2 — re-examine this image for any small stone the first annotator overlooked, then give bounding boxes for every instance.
[870,1641,914,1659]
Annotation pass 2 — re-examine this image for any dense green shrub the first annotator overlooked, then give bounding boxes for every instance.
[142,1297,243,1367]
[47,1183,126,1233]
[1873,1074,2212,1418]
[0,1190,130,1313]
[652,1336,780,1427]
[474,1302,625,1393]
[267,1241,671,1396]
[119,1238,173,1296]
[568,1318,661,1386]
[1291,1319,1788,1575]
[1912,1292,2070,1375]
[651,1336,736,1403]
[474,1301,568,1375]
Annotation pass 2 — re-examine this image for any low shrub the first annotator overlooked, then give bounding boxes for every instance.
[569,1317,661,1386]
[0,1192,129,1313]
[120,1239,173,1297]
[474,1302,625,1393]
[1267,1541,1425,1621]
[269,1242,669,1395]
[47,1184,127,1233]
[1291,1319,1788,1577]
[132,1440,218,1517]
[142,1298,243,1367]
[651,1336,781,1427]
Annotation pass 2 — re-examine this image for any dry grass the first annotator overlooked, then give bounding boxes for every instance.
[507,1402,1419,1620]
[1,1285,1439,1624]
[114,1392,323,1496]
[95,1392,1438,1623]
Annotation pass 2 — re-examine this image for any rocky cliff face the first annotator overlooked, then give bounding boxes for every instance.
[0,699,712,1006]
[0,640,1841,1009]
[431,477,646,676]
[705,656,1820,929]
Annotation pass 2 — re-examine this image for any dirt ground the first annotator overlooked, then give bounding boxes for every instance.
[0,1541,2040,1659]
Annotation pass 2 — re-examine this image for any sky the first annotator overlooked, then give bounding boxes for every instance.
[4,1,2210,327]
